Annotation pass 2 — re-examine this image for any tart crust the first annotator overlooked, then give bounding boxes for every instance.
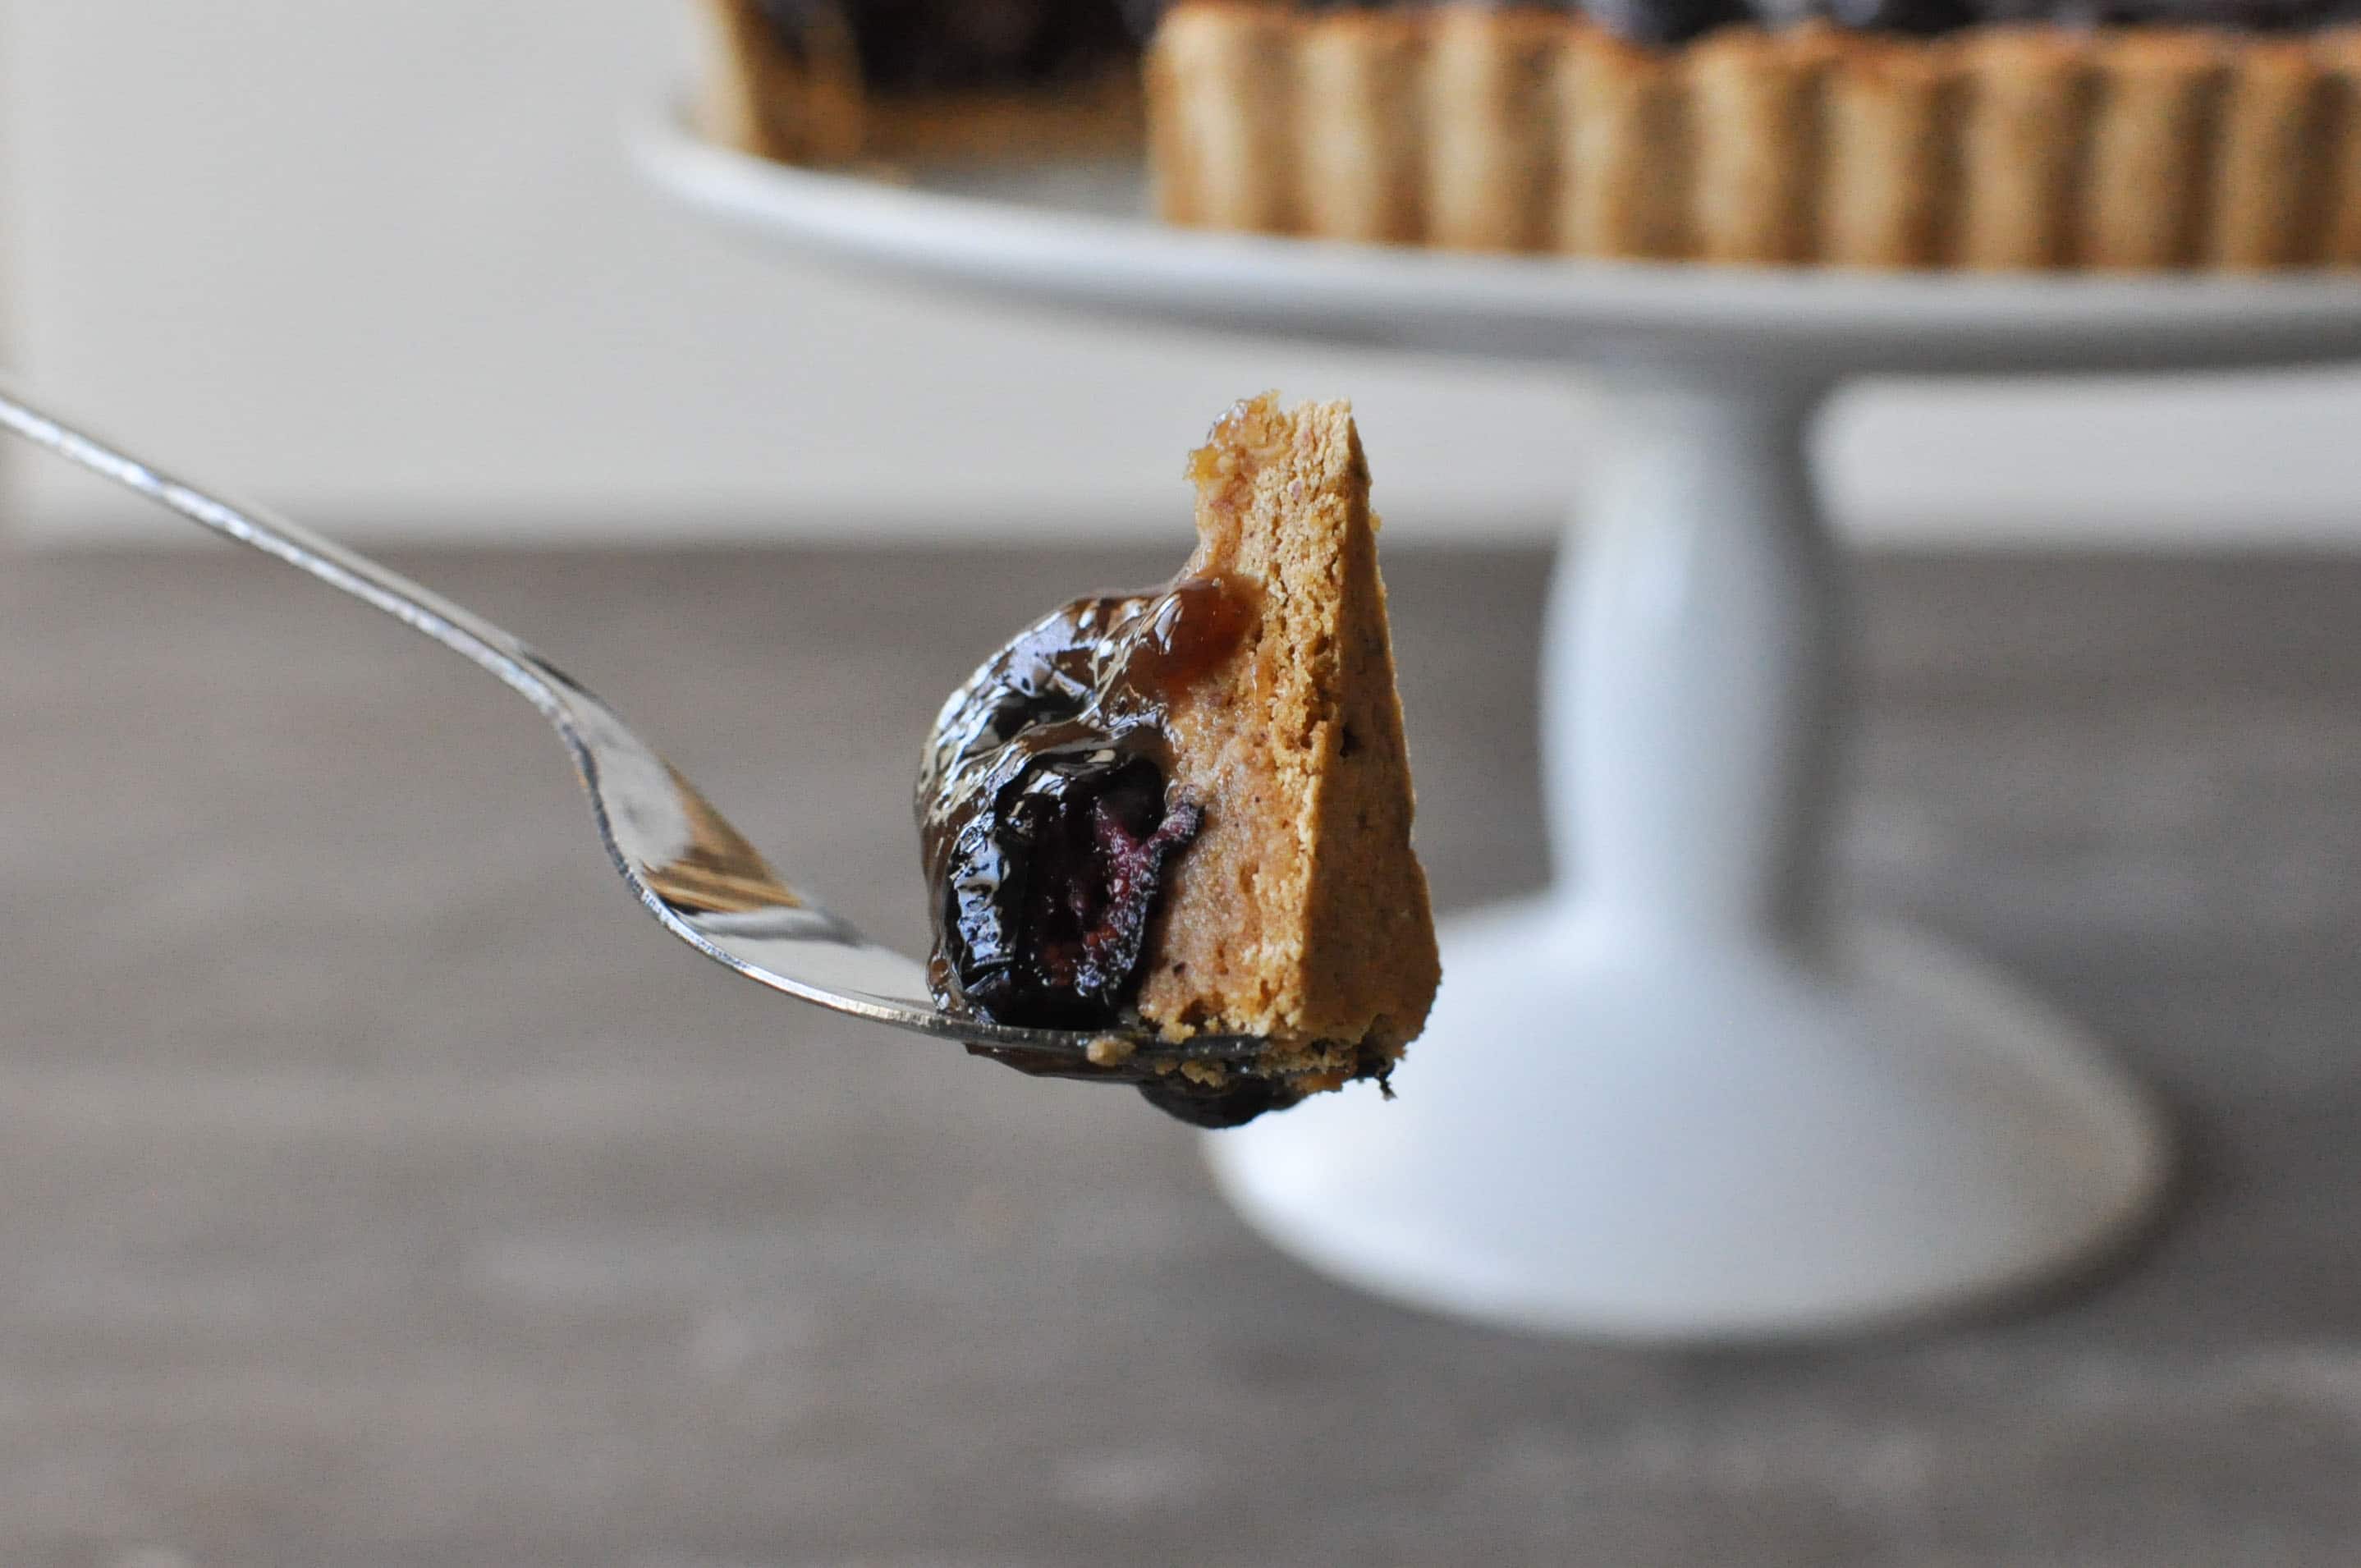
[1137,394,1441,1083]
[1149,3,2361,271]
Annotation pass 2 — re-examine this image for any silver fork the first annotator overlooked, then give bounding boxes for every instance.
[0,386,1260,1089]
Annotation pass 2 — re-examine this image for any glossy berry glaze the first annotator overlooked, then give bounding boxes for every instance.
[919,575,1289,1126]
[753,0,1147,92]
[760,0,2359,71]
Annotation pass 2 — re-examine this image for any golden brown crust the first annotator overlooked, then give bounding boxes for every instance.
[2210,41,2329,268]
[1686,25,1837,264]
[1952,28,2090,269]
[1821,37,1955,268]
[1297,16,1430,243]
[2314,29,2361,264]
[1136,395,1441,1068]
[697,0,864,163]
[1145,5,2361,271]
[1555,28,1689,259]
[1150,4,1300,230]
[861,78,1143,163]
[2077,31,2225,269]
[1423,8,1566,252]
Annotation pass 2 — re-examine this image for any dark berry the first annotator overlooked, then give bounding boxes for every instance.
[919,579,1249,1035]
[1587,0,1753,47]
[1137,1072,1306,1130]
[753,0,1139,95]
[956,758,1199,1025]
[1824,0,1978,32]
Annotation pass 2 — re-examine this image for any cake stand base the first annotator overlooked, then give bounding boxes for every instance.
[1207,901,2171,1342]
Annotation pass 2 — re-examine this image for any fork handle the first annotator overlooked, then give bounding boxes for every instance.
[0,383,576,722]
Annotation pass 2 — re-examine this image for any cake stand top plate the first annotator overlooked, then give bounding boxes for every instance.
[636,104,2361,377]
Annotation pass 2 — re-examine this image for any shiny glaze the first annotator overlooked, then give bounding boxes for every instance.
[917,569,1319,1127]
[917,571,1256,1029]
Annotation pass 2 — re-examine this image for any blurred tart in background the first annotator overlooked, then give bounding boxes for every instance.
[695,0,2361,271]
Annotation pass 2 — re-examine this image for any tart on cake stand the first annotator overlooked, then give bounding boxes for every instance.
[638,113,2361,1341]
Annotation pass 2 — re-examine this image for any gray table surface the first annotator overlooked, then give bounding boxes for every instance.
[2,544,2358,1568]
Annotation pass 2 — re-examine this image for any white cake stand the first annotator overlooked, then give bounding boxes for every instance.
[639,113,2361,1341]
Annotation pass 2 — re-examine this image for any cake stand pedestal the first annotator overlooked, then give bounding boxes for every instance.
[1217,368,2143,1341]
[640,119,2361,1340]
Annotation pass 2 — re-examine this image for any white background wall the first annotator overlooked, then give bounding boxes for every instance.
[4,0,2359,548]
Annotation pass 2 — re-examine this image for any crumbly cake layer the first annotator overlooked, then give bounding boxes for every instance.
[1135,395,1441,1076]
[698,0,1143,164]
[1150,5,2361,270]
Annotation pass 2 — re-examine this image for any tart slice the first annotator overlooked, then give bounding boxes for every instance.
[917,394,1440,1126]
[696,0,1146,166]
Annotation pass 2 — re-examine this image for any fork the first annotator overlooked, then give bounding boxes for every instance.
[0,385,1262,1090]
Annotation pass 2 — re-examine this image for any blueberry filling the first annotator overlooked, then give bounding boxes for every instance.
[919,580,1247,1028]
[940,750,1201,1027]
[1139,1071,1301,1130]
[919,577,1294,1123]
